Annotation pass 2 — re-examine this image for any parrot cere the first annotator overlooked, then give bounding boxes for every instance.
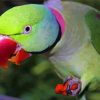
[0,0,99,99]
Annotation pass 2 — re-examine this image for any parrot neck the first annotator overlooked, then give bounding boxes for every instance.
[31,7,65,54]
[43,7,65,54]
[31,22,62,54]
[49,7,65,36]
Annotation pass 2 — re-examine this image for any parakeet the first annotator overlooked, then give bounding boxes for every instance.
[0,0,99,100]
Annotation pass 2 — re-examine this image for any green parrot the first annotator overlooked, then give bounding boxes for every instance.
[0,0,99,100]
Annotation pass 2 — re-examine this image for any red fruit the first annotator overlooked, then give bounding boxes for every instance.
[55,84,64,94]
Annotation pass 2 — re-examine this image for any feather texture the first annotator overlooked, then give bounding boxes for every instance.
[44,0,63,11]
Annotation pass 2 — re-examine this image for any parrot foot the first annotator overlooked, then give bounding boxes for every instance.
[55,76,81,96]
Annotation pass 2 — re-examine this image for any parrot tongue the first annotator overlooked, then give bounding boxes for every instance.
[0,35,31,68]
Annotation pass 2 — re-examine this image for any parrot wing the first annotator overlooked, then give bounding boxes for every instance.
[85,10,100,54]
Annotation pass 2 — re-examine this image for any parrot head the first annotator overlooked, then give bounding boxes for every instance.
[0,4,62,67]
[0,4,60,52]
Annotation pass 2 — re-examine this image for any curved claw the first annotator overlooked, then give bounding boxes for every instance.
[66,76,81,96]
[55,76,81,96]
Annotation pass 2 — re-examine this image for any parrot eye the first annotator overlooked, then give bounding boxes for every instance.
[24,25,32,34]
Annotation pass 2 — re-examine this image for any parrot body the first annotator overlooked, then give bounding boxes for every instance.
[49,1,100,92]
[0,0,99,99]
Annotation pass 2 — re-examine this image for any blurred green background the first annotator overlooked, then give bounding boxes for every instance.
[0,0,100,100]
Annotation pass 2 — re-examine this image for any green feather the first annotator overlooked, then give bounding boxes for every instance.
[85,10,100,54]
[0,4,45,35]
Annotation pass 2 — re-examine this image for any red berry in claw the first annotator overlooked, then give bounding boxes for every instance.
[55,84,64,94]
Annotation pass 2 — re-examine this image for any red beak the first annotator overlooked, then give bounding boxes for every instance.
[0,35,31,68]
